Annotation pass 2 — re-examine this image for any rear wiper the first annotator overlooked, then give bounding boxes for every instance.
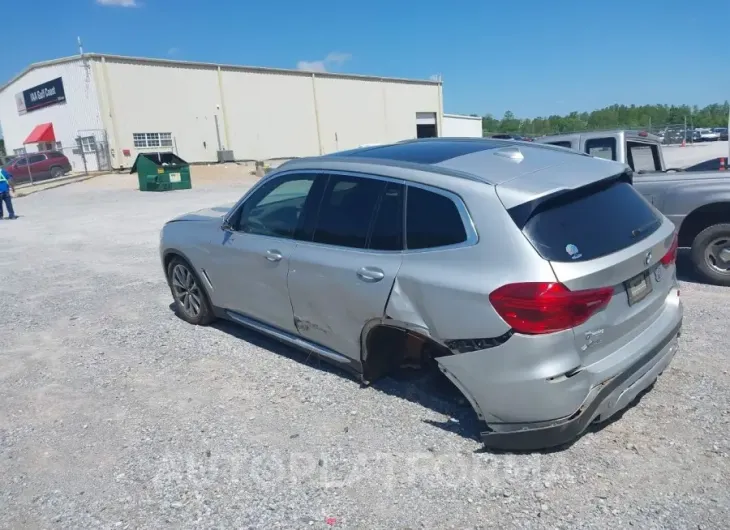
[631,219,659,238]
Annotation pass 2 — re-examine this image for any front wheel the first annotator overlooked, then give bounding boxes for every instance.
[50,166,64,179]
[167,258,215,325]
[691,223,730,286]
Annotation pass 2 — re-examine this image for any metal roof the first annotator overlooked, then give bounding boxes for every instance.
[0,53,441,94]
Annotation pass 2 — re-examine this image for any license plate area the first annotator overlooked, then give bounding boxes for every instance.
[624,270,652,305]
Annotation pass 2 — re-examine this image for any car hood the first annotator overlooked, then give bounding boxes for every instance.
[168,204,234,223]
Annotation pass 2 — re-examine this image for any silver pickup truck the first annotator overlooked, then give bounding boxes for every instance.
[537,130,730,286]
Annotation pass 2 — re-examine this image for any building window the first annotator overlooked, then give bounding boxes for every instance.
[133,132,172,149]
[80,136,97,153]
[133,133,147,148]
[55,141,63,151]
[146,133,160,147]
[14,148,26,156]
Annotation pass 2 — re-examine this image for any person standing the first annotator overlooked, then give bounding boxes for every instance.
[0,166,17,220]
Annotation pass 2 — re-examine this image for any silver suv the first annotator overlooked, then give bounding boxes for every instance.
[160,138,683,450]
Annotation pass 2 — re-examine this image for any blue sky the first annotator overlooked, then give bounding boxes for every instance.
[2,0,728,118]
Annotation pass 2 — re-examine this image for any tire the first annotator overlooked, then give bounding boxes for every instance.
[167,257,215,325]
[690,223,730,286]
[50,166,63,179]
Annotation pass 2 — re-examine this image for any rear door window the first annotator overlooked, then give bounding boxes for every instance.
[368,182,405,251]
[406,186,467,249]
[626,142,661,172]
[312,175,385,249]
[585,137,616,161]
[518,180,661,262]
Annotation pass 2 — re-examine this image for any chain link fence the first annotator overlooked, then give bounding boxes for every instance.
[484,122,714,146]
[7,129,112,185]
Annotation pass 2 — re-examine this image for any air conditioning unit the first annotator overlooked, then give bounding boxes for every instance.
[217,150,234,163]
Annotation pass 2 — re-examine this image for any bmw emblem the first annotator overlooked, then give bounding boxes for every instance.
[644,251,652,266]
[655,266,663,282]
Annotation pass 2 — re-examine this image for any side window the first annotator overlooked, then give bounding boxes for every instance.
[585,137,616,161]
[312,175,385,249]
[369,182,405,251]
[406,186,467,250]
[15,158,28,167]
[548,141,573,149]
[236,175,316,239]
[29,154,46,164]
[626,142,661,173]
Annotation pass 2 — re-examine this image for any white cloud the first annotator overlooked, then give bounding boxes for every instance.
[296,52,351,72]
[296,60,327,72]
[96,0,138,7]
[324,52,352,65]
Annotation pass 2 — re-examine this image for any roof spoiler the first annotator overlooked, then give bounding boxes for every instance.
[506,169,634,229]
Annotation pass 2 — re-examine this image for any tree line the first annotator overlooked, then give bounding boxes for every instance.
[481,102,730,137]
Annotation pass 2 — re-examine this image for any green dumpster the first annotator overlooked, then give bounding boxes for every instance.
[130,152,192,191]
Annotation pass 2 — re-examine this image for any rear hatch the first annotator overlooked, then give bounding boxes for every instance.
[498,166,677,366]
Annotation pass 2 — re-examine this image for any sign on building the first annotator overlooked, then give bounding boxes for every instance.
[16,77,66,115]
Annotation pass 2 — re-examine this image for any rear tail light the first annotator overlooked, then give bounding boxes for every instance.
[489,282,613,335]
[660,233,678,266]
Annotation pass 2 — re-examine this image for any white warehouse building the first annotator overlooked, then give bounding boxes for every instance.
[0,54,446,172]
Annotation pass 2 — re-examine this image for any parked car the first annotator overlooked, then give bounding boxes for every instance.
[160,138,682,450]
[3,151,72,183]
[713,127,728,141]
[490,133,533,141]
[537,129,730,285]
[697,128,720,142]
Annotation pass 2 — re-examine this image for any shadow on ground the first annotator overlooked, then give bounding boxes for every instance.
[165,304,660,453]
[208,316,481,439]
[676,249,705,285]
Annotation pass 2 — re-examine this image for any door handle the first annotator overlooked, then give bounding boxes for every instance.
[265,249,283,262]
[357,267,385,282]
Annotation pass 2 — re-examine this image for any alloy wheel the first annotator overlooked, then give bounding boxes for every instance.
[171,263,203,318]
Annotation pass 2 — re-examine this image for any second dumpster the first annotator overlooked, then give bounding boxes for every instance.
[130,152,192,191]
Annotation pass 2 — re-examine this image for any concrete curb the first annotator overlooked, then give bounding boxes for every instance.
[14,173,107,198]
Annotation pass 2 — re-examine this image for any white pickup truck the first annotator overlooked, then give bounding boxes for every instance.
[537,130,730,285]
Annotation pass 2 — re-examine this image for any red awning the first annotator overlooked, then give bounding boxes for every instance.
[24,122,55,144]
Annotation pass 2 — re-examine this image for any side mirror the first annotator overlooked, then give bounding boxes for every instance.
[221,219,234,231]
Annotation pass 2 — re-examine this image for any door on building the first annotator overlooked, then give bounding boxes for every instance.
[416,112,438,138]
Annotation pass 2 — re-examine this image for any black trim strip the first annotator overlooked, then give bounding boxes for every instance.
[444,330,514,354]
[506,169,633,229]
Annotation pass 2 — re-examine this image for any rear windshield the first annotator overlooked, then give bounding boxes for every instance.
[518,181,661,262]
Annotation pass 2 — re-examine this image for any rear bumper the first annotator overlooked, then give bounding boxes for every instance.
[480,320,681,451]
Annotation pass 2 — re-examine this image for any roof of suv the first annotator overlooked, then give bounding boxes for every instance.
[280,138,629,209]
[318,137,598,185]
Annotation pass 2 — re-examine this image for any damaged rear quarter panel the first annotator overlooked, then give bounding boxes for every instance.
[385,182,555,341]
[384,182,586,424]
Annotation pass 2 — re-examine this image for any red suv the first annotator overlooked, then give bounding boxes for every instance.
[3,152,72,183]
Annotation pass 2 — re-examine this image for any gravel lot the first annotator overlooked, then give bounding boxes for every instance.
[1,173,729,529]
